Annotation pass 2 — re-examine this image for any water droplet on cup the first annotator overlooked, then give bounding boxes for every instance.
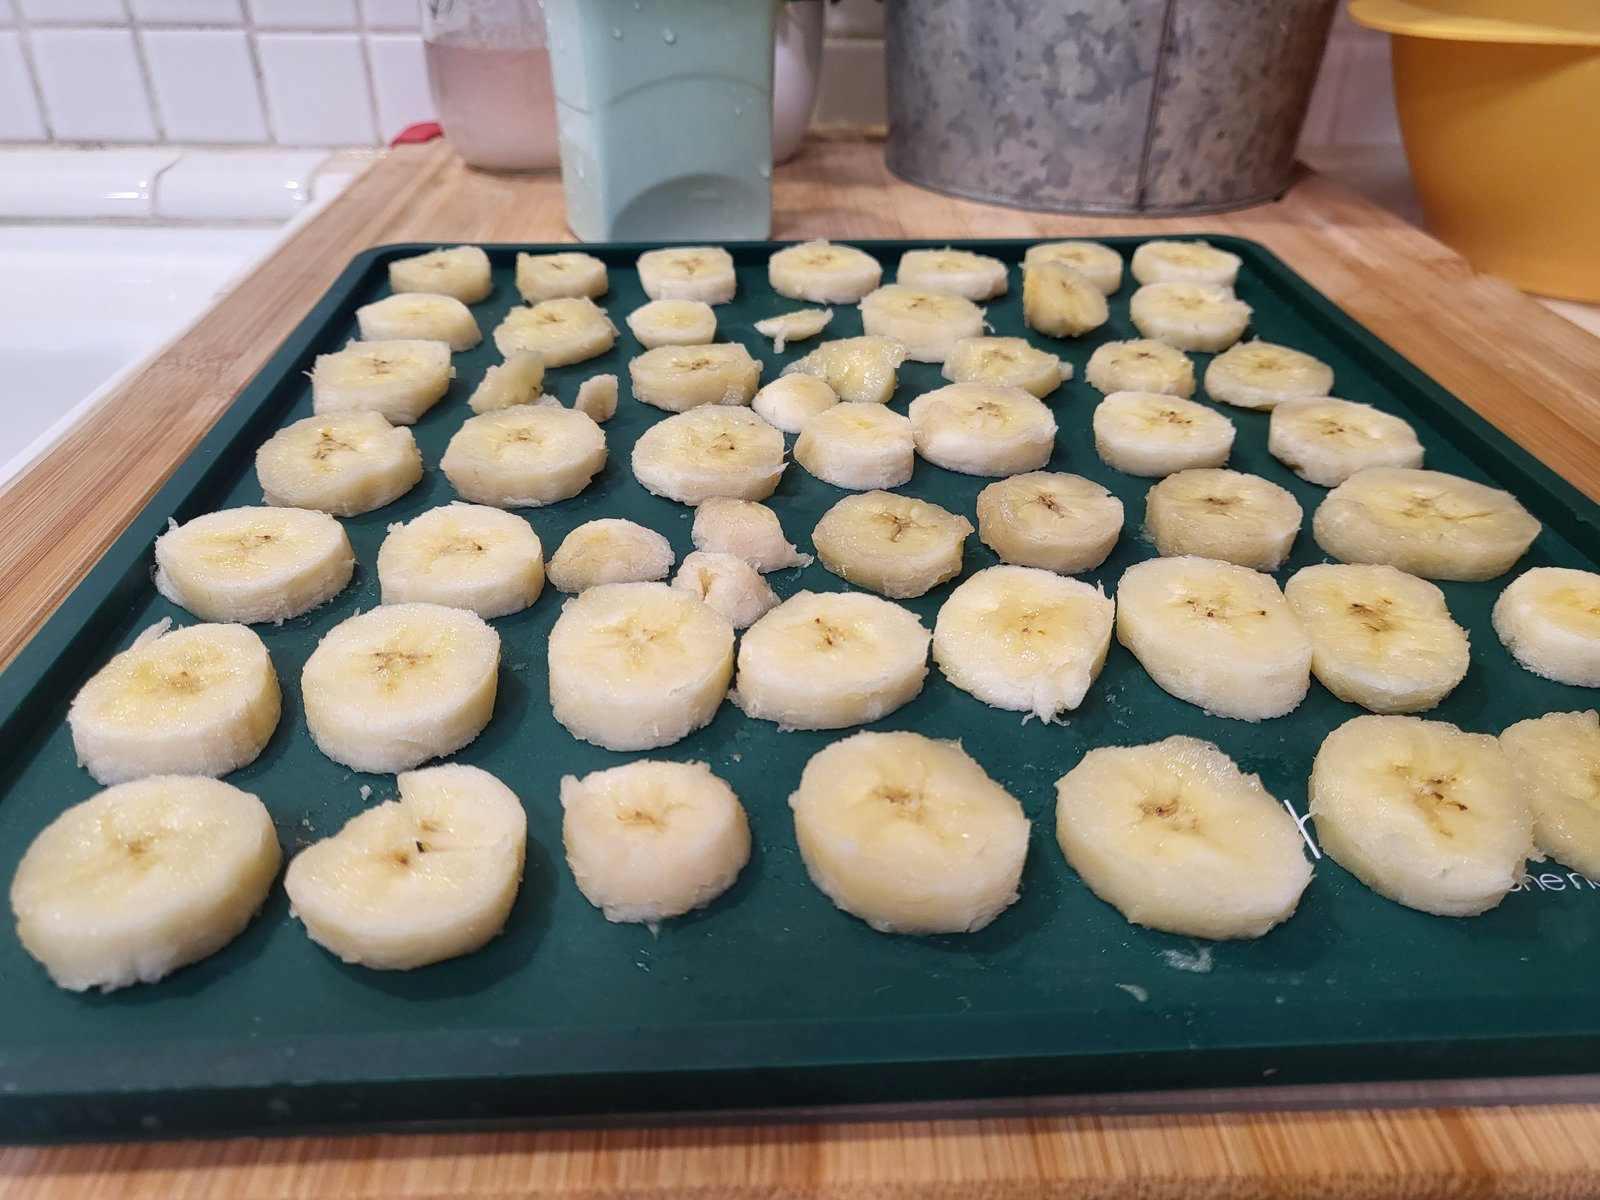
[611,26,622,38]
[661,27,676,43]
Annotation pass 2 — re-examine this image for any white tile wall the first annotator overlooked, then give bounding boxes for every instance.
[246,0,357,30]
[256,33,375,146]
[130,0,242,22]
[30,28,159,142]
[143,29,266,142]
[359,0,419,32]
[0,31,46,140]
[18,0,127,23]
[366,32,431,142]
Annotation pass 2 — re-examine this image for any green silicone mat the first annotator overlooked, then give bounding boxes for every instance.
[2,236,1599,1142]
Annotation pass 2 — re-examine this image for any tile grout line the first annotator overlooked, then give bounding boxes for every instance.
[239,3,279,148]
[126,0,171,144]
[9,3,58,142]
[355,1,384,147]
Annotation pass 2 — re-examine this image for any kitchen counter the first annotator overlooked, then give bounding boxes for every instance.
[5,135,1600,1198]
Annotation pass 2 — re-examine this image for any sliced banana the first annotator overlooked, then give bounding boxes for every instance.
[546,518,675,592]
[941,336,1069,399]
[1055,737,1310,940]
[1130,240,1243,287]
[515,250,608,302]
[389,245,492,304]
[976,471,1124,574]
[632,406,786,505]
[1312,467,1540,582]
[793,403,915,490]
[1130,282,1252,353]
[311,339,454,425]
[1309,715,1531,916]
[908,382,1057,477]
[440,405,607,508]
[67,622,280,786]
[153,506,354,624]
[1143,468,1303,572]
[734,590,930,730]
[1204,340,1334,410]
[691,497,812,572]
[813,491,972,599]
[255,410,422,516]
[285,763,526,970]
[859,284,984,363]
[1023,240,1123,295]
[377,503,544,618]
[628,342,761,412]
[467,351,546,415]
[768,240,881,303]
[547,581,733,751]
[356,292,481,352]
[9,776,280,992]
[1493,567,1600,686]
[789,731,1028,935]
[1084,339,1195,398]
[895,247,1008,301]
[1093,391,1235,477]
[670,551,780,629]
[754,307,834,352]
[1116,555,1312,722]
[782,334,906,404]
[561,760,750,925]
[751,374,839,433]
[301,602,501,774]
[625,298,717,348]
[638,245,737,304]
[1268,397,1425,487]
[1500,710,1600,879]
[1022,261,1110,338]
[494,297,617,367]
[574,373,619,423]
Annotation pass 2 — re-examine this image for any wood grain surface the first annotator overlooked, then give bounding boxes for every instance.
[4,136,1600,1198]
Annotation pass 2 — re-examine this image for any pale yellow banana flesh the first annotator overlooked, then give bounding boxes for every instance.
[357,292,481,352]
[377,503,544,619]
[1129,282,1252,353]
[1499,710,1600,879]
[1022,261,1109,338]
[1084,339,1195,398]
[628,342,762,413]
[1023,241,1123,295]
[440,405,608,509]
[311,339,454,425]
[671,551,779,630]
[941,336,1069,399]
[907,382,1058,477]
[812,490,973,599]
[859,284,984,363]
[625,298,717,348]
[1093,391,1236,477]
[691,497,812,572]
[631,406,787,506]
[1268,397,1423,487]
[782,335,905,404]
[255,410,422,516]
[1131,240,1242,287]
[516,251,608,302]
[768,241,881,303]
[574,374,619,423]
[895,248,1009,301]
[793,403,915,491]
[468,351,546,414]
[976,471,1124,574]
[752,374,839,433]
[637,246,737,304]
[493,298,617,367]
[754,307,834,352]
[1205,340,1333,410]
[389,245,492,303]
[547,518,675,593]
[1143,468,1303,572]
[1492,567,1600,686]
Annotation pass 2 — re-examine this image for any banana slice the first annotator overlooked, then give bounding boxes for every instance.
[782,335,906,404]
[734,590,930,730]
[813,490,972,599]
[1130,282,1252,353]
[377,503,544,618]
[1312,467,1540,582]
[1204,340,1334,410]
[1500,710,1600,878]
[637,245,737,304]
[895,247,1008,301]
[1130,240,1243,287]
[440,405,607,508]
[547,518,675,592]
[1084,339,1196,398]
[1023,240,1123,295]
[1093,391,1236,477]
[1268,397,1425,487]
[631,406,787,505]
[908,382,1057,477]
[793,403,915,490]
[768,240,881,303]
[389,245,492,304]
[285,763,526,970]
[933,565,1114,721]
[789,730,1028,935]
[628,343,762,412]
[754,307,834,352]
[625,298,717,348]
[1309,715,1531,916]
[153,506,354,624]
[1116,555,1312,722]
[859,284,984,363]
[1055,737,1310,940]
[255,410,422,516]
[547,581,734,751]
[670,550,780,629]
[68,622,280,785]
[468,351,546,415]
[1493,567,1600,686]
[1143,468,1303,572]
[976,471,1124,574]
[494,297,617,367]
[941,336,1069,399]
[1022,261,1110,338]
[356,292,481,352]
[301,602,500,774]
[691,497,812,572]
[1285,563,1470,714]
[751,374,840,433]
[574,373,619,423]
[10,776,280,992]
[561,760,750,925]
[515,250,608,302]
[311,339,454,425]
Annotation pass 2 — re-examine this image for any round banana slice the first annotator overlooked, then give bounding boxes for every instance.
[895,247,1008,301]
[389,245,492,304]
[1093,391,1235,477]
[734,590,930,730]
[1022,261,1110,338]
[976,471,1124,574]
[941,336,1069,399]
[1143,468,1304,572]
[908,382,1057,477]
[311,339,454,425]
[440,405,607,508]
[793,402,915,491]
[468,351,546,415]
[752,374,839,433]
[783,338,905,408]
[1084,339,1195,398]
[768,240,881,303]
[1285,563,1470,714]
[754,307,834,352]
[1268,397,1425,487]
[301,602,500,774]
[1500,710,1600,879]
[691,497,813,572]
[515,250,608,302]
[356,292,481,352]
[1116,555,1312,722]
[1129,282,1252,353]
[255,410,422,516]
[789,730,1028,935]
[377,503,544,618]
[1310,715,1531,916]
[1204,340,1333,410]
[68,622,280,786]
[1130,240,1243,287]
[629,342,762,412]
[547,518,674,593]
[1493,567,1600,686]
[547,582,734,751]
[575,373,619,423]
[813,490,972,599]
[625,298,717,348]
[562,760,750,925]
[1312,467,1540,582]
[153,506,355,624]
[1056,737,1310,940]
[1023,240,1123,295]
[859,284,984,363]
[933,565,1114,721]
[671,550,780,629]
[494,297,617,367]
[10,775,280,992]
[637,245,737,304]
[631,406,787,505]
[285,763,526,970]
